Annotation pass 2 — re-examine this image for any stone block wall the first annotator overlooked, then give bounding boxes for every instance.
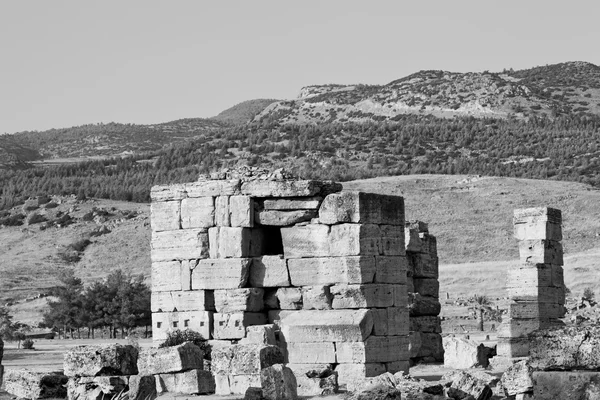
[497,207,566,358]
[405,221,443,364]
[150,175,410,393]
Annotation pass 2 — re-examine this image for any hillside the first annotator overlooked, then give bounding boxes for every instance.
[254,61,600,125]
[3,174,600,324]
[211,99,280,125]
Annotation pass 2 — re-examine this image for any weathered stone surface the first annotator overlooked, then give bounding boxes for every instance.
[180,196,214,229]
[214,288,264,313]
[241,180,325,197]
[416,333,444,361]
[407,253,439,279]
[506,263,564,289]
[213,312,268,340]
[261,364,298,400]
[518,239,563,265]
[442,370,493,400]
[212,345,284,375]
[408,331,422,359]
[244,387,263,400]
[230,196,254,227]
[186,180,241,197]
[330,284,395,309]
[496,337,530,358]
[533,371,600,400]
[374,256,407,284]
[410,316,442,333]
[156,369,215,394]
[329,224,404,257]
[318,192,404,226]
[239,324,278,346]
[4,369,68,400]
[498,318,563,338]
[281,224,330,258]
[64,344,138,377]
[151,229,208,261]
[215,196,231,226]
[151,290,215,312]
[151,183,187,201]
[506,301,566,319]
[387,307,410,336]
[128,375,157,400]
[151,201,181,232]
[413,278,439,298]
[514,207,562,224]
[287,342,336,364]
[506,284,565,303]
[286,364,338,396]
[408,293,441,316]
[208,227,264,258]
[302,286,333,310]
[191,258,251,289]
[501,360,533,396]
[348,384,402,400]
[250,256,290,287]
[276,288,303,310]
[529,326,600,371]
[152,311,213,342]
[280,309,373,342]
[67,376,128,400]
[335,363,386,392]
[138,342,203,375]
[443,337,491,369]
[151,261,185,292]
[255,209,317,226]
[263,197,322,210]
[287,256,376,286]
[336,336,410,363]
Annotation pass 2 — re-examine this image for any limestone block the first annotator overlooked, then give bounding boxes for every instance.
[276,288,303,310]
[151,183,187,201]
[387,307,410,336]
[4,370,67,400]
[152,261,184,292]
[329,224,380,256]
[533,371,600,400]
[496,337,530,358]
[406,277,414,293]
[335,363,386,391]
[255,209,317,226]
[208,227,264,258]
[151,311,213,342]
[374,256,407,284]
[408,253,439,279]
[250,256,290,287]
[229,375,262,395]
[279,309,373,342]
[180,260,194,290]
[267,310,297,325]
[287,256,375,286]
[336,336,410,363]
[245,387,263,400]
[260,364,298,400]
[212,344,284,375]
[318,192,404,225]
[151,201,181,232]
[138,342,203,375]
[420,233,438,256]
[67,376,127,400]
[408,293,441,316]
[128,375,157,400]
[443,370,493,400]
[330,284,395,309]
[213,312,268,340]
[416,333,444,361]
[151,229,209,262]
[506,263,555,288]
[302,286,333,310]
[518,239,563,265]
[380,225,405,256]
[405,226,422,253]
[263,197,322,210]
[186,180,241,197]
[155,369,215,394]
[409,331,422,358]
[507,301,566,319]
[215,196,231,226]
[501,360,533,396]
[280,224,330,258]
[409,316,442,333]
[215,288,264,313]
[151,290,215,312]
[385,361,410,375]
[264,289,280,309]
[514,207,562,223]
[229,195,254,227]
[443,337,490,369]
[514,221,562,241]
[499,318,563,338]
[413,278,439,298]
[191,258,251,289]
[180,196,214,229]
[239,324,277,346]
[506,284,565,304]
[294,373,338,397]
[64,344,138,377]
[241,180,324,197]
[529,326,600,371]
[287,342,336,364]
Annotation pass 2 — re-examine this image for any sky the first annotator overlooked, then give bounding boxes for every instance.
[1,0,599,134]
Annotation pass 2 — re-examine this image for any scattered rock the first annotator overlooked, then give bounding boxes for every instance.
[501,360,533,396]
[260,364,298,400]
[137,342,203,375]
[4,369,68,400]
[63,344,139,377]
[442,370,492,400]
[443,337,493,369]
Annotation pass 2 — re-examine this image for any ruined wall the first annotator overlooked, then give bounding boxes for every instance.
[497,207,566,358]
[405,222,443,364]
[150,174,410,393]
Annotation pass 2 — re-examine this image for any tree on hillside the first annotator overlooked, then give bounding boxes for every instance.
[42,268,84,339]
[468,295,494,332]
[0,306,30,347]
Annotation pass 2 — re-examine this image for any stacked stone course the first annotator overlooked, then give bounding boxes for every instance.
[497,207,566,359]
[150,172,410,394]
[405,221,443,364]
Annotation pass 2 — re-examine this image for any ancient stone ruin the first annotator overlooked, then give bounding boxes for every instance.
[149,171,410,393]
[496,207,566,360]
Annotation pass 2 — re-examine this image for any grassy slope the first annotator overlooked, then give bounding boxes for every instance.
[4,174,600,324]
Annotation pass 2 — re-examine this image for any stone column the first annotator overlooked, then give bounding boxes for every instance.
[497,207,566,358]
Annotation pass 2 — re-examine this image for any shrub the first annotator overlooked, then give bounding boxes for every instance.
[158,329,211,359]
[583,287,595,301]
[44,333,55,340]
[69,239,91,252]
[0,214,25,227]
[22,338,35,349]
[27,213,47,225]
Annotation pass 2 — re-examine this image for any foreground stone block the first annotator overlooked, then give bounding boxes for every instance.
[413,278,439,298]
[442,370,493,400]
[262,197,322,210]
[330,284,395,309]
[151,201,181,232]
[335,363,386,392]
[280,309,373,342]
[443,337,491,369]
[374,256,407,284]
[250,256,290,287]
[513,207,562,241]
[215,374,262,395]
[507,301,566,320]
[506,263,564,289]
[302,286,333,310]
[64,344,138,377]
[281,225,330,258]
[128,375,156,400]
[152,311,213,342]
[533,371,600,400]
[208,227,264,258]
[214,288,264,313]
[518,239,563,265]
[329,224,402,256]
[318,192,404,225]
[501,360,533,396]
[186,180,241,197]
[529,326,600,370]
[336,336,410,363]
[151,183,186,202]
[407,253,439,279]
[255,209,316,226]
[4,369,68,400]
[287,256,376,286]
[156,369,215,395]
[230,195,254,227]
[191,258,251,289]
[151,290,215,312]
[213,312,268,340]
[212,345,284,376]
[276,288,303,310]
[67,376,128,400]
[286,342,336,364]
[151,229,209,261]
[138,342,203,375]
[409,316,442,333]
[416,333,444,361]
[285,364,338,396]
[261,364,298,400]
[506,284,565,304]
[180,196,214,229]
[407,293,441,316]
[151,261,185,292]
[240,180,326,197]
[239,324,278,346]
